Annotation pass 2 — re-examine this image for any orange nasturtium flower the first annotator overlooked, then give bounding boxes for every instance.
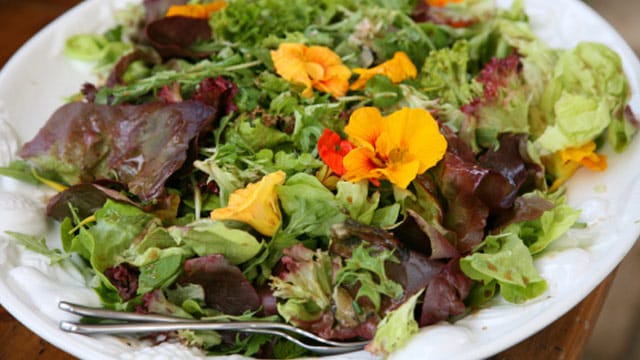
[426,0,465,7]
[317,129,355,176]
[166,1,227,19]
[549,141,608,191]
[350,51,418,91]
[270,43,351,98]
[211,171,286,237]
[342,107,447,189]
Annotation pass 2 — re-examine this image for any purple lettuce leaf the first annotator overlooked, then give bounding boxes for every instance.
[392,209,459,260]
[47,183,137,221]
[420,130,546,253]
[491,194,555,231]
[144,16,213,60]
[193,76,239,116]
[436,152,490,253]
[19,100,216,200]
[476,133,545,209]
[180,254,260,315]
[419,258,472,326]
[384,250,445,304]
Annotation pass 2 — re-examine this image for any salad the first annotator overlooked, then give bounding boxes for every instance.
[0,0,637,358]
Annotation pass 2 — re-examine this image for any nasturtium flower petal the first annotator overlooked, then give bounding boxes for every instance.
[270,43,351,98]
[210,171,286,236]
[351,51,417,91]
[560,141,608,172]
[383,107,448,174]
[342,147,379,183]
[426,0,465,7]
[374,159,422,189]
[548,141,608,191]
[166,1,227,19]
[270,43,312,96]
[317,129,354,176]
[343,107,385,148]
[343,107,447,189]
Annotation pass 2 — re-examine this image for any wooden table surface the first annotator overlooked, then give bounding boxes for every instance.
[0,1,617,359]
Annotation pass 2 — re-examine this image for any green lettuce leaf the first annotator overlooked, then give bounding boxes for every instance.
[535,93,611,153]
[460,233,547,304]
[365,290,423,356]
[507,192,581,255]
[137,254,184,294]
[168,220,263,265]
[277,173,347,239]
[535,42,634,152]
[336,180,380,225]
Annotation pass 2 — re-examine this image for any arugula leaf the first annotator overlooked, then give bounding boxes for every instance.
[137,254,184,294]
[5,232,70,264]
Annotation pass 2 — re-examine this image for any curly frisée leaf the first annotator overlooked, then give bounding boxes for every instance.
[335,243,402,311]
[365,289,423,356]
[270,244,334,323]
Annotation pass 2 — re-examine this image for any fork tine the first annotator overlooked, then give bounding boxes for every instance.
[59,321,365,355]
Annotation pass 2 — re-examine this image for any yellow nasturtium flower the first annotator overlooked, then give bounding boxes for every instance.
[343,107,447,189]
[350,51,417,91]
[166,1,227,19]
[210,171,286,237]
[270,43,351,98]
[549,141,608,191]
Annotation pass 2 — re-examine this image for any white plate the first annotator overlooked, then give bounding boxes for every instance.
[1,0,639,359]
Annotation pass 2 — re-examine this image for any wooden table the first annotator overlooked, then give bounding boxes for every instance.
[0,1,617,359]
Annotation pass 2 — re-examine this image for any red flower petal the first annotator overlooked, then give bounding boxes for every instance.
[318,129,354,176]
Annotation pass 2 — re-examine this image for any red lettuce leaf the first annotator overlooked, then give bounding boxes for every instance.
[437,152,491,253]
[491,194,555,230]
[392,209,460,260]
[419,258,472,326]
[477,133,546,209]
[180,254,260,315]
[19,100,216,200]
[194,76,239,116]
[104,262,140,301]
[144,16,213,60]
[47,183,136,221]
[423,130,546,253]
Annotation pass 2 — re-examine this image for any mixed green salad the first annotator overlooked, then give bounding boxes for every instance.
[1,0,637,357]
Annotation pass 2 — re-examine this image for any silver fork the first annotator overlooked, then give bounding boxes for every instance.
[58,301,368,355]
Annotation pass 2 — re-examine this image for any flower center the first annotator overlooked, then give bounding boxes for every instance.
[388,148,407,164]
